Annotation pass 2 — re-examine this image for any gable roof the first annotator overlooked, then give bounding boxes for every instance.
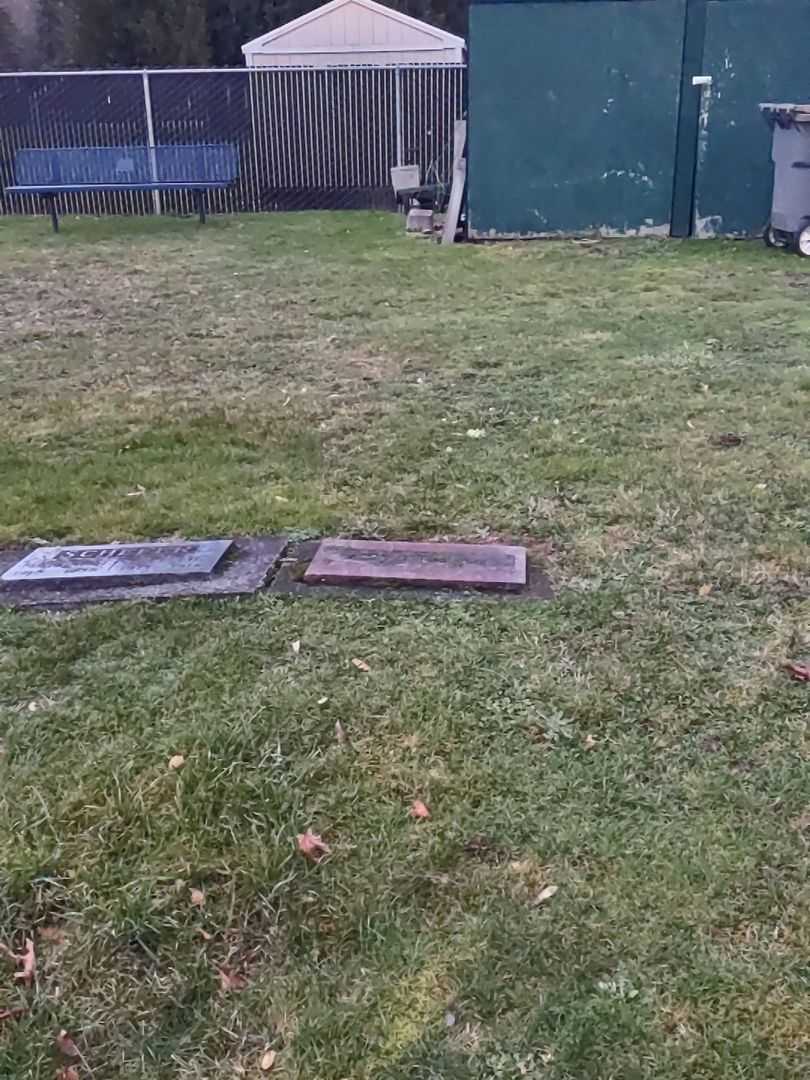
[242,0,465,55]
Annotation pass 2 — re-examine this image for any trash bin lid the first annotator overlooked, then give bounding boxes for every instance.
[760,102,810,128]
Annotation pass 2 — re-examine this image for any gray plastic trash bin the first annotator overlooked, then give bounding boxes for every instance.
[760,103,810,256]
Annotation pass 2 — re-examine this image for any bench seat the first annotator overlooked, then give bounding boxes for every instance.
[5,144,239,231]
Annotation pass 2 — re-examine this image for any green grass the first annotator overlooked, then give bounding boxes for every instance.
[1,211,810,1079]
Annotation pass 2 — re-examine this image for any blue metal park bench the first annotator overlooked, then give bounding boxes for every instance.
[4,144,239,232]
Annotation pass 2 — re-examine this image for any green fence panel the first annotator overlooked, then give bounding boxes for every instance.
[692,0,810,236]
[468,0,687,237]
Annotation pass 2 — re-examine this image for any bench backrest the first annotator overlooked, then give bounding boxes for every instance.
[14,144,239,186]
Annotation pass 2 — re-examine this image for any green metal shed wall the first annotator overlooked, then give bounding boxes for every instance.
[693,0,810,235]
[468,0,810,238]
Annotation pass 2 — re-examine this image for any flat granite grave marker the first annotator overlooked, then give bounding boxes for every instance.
[303,539,527,592]
[0,536,288,610]
[1,539,233,588]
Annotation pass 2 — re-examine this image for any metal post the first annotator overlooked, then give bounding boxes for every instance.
[395,66,404,166]
[141,70,162,216]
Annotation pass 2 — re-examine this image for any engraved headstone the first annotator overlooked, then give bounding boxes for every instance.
[1,539,233,588]
[303,539,527,592]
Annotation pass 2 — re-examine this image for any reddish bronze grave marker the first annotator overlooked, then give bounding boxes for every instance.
[303,539,527,592]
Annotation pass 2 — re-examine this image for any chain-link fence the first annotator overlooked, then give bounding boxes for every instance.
[0,65,466,218]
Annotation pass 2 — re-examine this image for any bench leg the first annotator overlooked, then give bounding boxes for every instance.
[42,195,59,233]
[195,190,206,225]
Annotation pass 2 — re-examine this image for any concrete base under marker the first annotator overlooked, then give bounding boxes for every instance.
[271,541,554,604]
[0,536,288,611]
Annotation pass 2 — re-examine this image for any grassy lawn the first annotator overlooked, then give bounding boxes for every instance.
[2,211,810,1079]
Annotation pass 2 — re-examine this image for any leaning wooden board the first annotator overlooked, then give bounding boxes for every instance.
[442,120,467,246]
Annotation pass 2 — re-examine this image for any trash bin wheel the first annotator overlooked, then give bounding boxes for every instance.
[764,223,789,248]
[793,225,810,257]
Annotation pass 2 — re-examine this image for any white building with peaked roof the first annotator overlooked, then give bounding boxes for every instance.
[242,0,465,68]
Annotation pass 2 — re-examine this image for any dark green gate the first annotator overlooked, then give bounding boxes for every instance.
[468,0,810,238]
[692,0,810,235]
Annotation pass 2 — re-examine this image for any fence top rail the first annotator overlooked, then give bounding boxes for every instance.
[0,63,466,78]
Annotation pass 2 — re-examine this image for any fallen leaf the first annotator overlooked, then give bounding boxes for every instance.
[190,888,205,908]
[0,1007,27,1024]
[218,967,247,992]
[785,661,810,682]
[56,1030,80,1059]
[297,830,330,861]
[199,929,213,942]
[351,658,370,672]
[260,1049,277,1072]
[56,1068,79,1080]
[39,926,66,945]
[291,640,301,655]
[317,696,329,706]
[168,754,185,770]
[698,583,713,597]
[410,800,431,820]
[15,938,35,986]
[335,720,347,745]
[583,734,597,751]
[533,884,559,907]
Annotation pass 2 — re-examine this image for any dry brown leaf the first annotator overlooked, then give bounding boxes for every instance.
[260,1049,277,1071]
[0,1007,27,1024]
[56,1030,80,1059]
[410,800,431,820]
[199,928,213,942]
[15,938,35,986]
[56,1068,79,1080]
[218,967,247,993]
[39,926,66,945]
[168,754,185,770]
[785,661,810,682]
[351,657,371,672]
[297,830,330,861]
[698,583,713,597]
[189,888,205,908]
[534,884,559,906]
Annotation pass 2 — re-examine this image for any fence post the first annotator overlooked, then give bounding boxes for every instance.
[395,66,404,166]
[141,70,162,216]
